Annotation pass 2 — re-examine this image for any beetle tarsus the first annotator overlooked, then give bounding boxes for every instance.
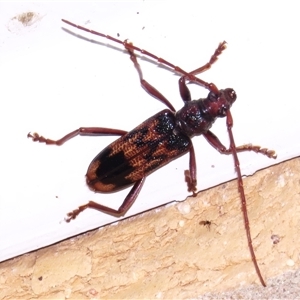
[28,132,57,145]
[184,170,197,195]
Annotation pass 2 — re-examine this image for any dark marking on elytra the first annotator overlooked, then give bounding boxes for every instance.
[94,148,135,187]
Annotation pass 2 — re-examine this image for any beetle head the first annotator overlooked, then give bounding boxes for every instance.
[206,88,236,118]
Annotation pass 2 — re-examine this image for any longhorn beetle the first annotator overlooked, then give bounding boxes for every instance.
[28,19,277,286]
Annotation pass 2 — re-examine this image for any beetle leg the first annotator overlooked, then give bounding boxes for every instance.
[184,144,197,195]
[124,42,176,112]
[188,41,227,76]
[66,177,145,221]
[178,41,227,100]
[203,130,277,159]
[178,42,228,103]
[178,76,192,102]
[28,127,127,146]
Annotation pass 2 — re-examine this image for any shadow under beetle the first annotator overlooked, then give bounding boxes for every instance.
[28,19,277,287]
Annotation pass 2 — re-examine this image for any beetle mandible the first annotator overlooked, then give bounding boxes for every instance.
[28,19,277,286]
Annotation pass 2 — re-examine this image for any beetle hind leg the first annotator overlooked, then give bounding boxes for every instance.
[65,177,146,221]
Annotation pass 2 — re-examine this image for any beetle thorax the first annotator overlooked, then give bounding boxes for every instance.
[175,88,236,137]
[175,99,216,137]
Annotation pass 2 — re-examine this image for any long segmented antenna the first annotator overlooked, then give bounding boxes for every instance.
[226,110,266,287]
[62,19,223,94]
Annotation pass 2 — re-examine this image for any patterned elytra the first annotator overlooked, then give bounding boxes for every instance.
[86,110,192,192]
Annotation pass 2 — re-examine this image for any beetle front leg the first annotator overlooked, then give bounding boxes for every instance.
[178,76,192,102]
[203,130,277,159]
[178,41,228,99]
[66,177,146,221]
[28,127,127,145]
[188,41,227,76]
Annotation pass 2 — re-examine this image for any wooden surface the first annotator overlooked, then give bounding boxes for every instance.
[1,157,299,299]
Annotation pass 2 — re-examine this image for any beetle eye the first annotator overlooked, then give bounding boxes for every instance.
[225,88,237,104]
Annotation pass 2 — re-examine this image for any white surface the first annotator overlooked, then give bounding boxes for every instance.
[0,1,299,262]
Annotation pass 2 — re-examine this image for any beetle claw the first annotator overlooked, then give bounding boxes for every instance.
[27,132,48,143]
[65,210,79,222]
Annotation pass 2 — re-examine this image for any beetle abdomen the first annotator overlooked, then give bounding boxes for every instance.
[86,109,192,192]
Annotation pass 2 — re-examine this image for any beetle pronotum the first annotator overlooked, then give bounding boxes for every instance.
[28,19,277,286]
